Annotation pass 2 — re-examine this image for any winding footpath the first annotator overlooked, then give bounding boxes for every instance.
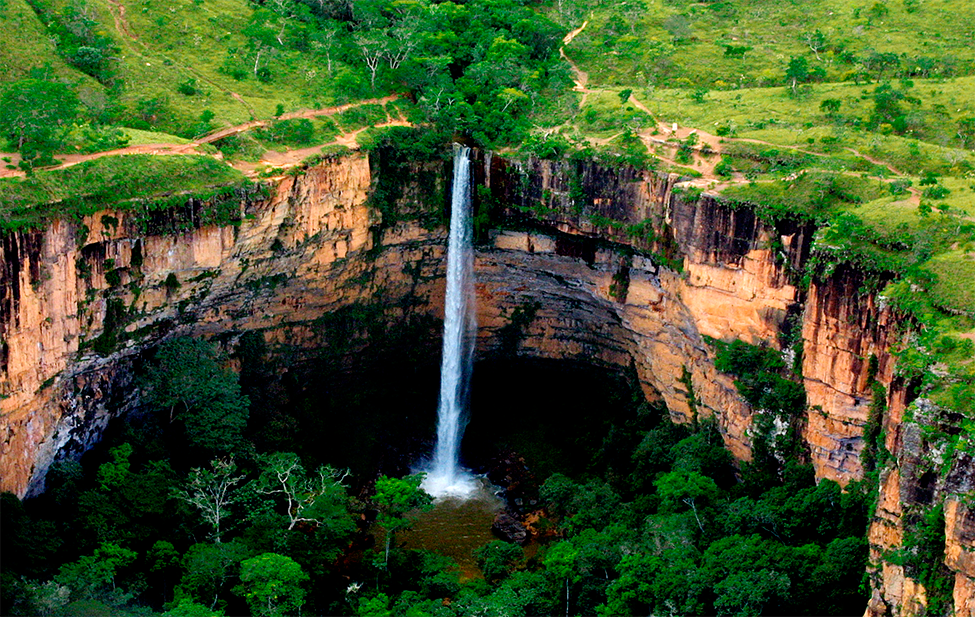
[556,20,921,198]
[0,96,407,180]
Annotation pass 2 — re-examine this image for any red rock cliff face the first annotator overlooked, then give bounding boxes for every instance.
[477,154,811,464]
[1,152,971,614]
[3,153,807,496]
[1,154,449,497]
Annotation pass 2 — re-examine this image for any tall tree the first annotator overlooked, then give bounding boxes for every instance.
[0,80,78,168]
[233,553,309,617]
[253,452,351,531]
[173,457,246,542]
[372,474,432,568]
[144,337,250,454]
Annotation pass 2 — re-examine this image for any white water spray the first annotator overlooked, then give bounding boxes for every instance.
[423,145,477,499]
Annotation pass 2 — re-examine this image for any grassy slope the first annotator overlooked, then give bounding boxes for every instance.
[0,154,249,228]
[566,0,975,88]
[549,0,975,425]
[2,0,385,137]
[0,0,96,83]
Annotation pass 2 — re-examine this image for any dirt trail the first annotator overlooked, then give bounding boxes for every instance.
[559,20,592,108]
[234,119,413,175]
[197,95,400,144]
[106,0,136,40]
[0,96,405,180]
[845,147,906,176]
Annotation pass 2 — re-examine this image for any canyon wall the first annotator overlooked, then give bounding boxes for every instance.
[1,154,449,497]
[1,151,972,614]
[4,152,806,497]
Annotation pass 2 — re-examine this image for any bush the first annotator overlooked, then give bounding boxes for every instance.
[177,78,200,96]
[256,119,315,146]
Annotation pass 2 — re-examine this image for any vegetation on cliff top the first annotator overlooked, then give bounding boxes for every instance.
[0,155,251,230]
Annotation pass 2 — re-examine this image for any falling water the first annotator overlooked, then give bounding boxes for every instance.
[423,145,477,499]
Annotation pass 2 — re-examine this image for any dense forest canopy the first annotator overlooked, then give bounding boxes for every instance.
[1,337,883,616]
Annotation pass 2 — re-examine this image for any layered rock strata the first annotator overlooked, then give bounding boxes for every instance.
[1,151,971,614]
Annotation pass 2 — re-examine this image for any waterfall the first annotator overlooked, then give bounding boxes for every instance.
[423,145,477,499]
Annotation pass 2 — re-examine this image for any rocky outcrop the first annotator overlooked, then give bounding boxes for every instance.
[1,150,971,614]
[476,155,815,464]
[1,154,448,496]
[2,152,809,496]
[801,265,902,484]
[865,404,975,617]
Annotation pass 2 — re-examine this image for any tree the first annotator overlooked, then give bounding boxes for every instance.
[233,553,309,617]
[173,457,245,542]
[177,541,251,610]
[475,540,523,584]
[97,443,134,491]
[144,337,250,453]
[0,79,79,168]
[957,116,975,149]
[254,452,351,531]
[785,56,809,96]
[802,30,827,62]
[820,98,842,116]
[54,542,137,604]
[713,569,791,616]
[310,20,343,74]
[543,542,581,617]
[162,598,225,617]
[242,10,285,79]
[654,469,720,532]
[355,31,388,89]
[869,83,920,134]
[372,474,433,568]
[149,540,181,606]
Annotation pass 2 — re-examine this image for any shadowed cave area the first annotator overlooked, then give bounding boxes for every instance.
[234,317,648,490]
[3,302,875,617]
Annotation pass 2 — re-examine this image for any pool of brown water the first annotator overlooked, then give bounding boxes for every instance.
[400,477,503,581]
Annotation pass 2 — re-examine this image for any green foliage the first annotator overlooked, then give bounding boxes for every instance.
[373,475,433,528]
[785,55,824,97]
[868,83,922,135]
[23,0,119,83]
[366,126,450,229]
[654,469,720,513]
[895,505,955,616]
[713,338,808,483]
[0,79,78,167]
[335,104,388,132]
[723,171,886,223]
[233,553,309,617]
[144,337,250,453]
[373,474,433,567]
[97,443,134,491]
[54,542,137,603]
[475,541,524,584]
[496,300,542,356]
[162,598,225,617]
[255,118,315,146]
[177,541,252,611]
[804,212,918,286]
[251,452,354,534]
[90,298,128,355]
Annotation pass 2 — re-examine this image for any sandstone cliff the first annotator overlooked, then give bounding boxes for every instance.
[1,150,971,614]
